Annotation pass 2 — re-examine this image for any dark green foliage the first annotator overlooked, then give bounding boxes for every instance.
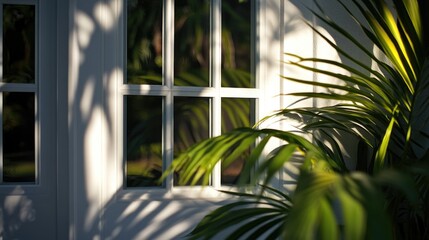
[165,0,429,239]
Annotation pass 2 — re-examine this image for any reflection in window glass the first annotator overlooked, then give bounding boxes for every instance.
[126,0,163,85]
[3,92,35,183]
[174,0,210,87]
[174,97,210,185]
[3,5,35,83]
[125,96,163,187]
[221,98,255,185]
[221,0,253,88]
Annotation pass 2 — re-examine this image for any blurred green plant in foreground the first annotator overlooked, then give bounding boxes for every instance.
[165,0,429,239]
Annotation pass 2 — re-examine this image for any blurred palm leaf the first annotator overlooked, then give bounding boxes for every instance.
[165,0,429,239]
[188,185,291,240]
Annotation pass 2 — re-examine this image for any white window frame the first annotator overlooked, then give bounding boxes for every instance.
[0,1,39,187]
[0,0,57,196]
[111,0,271,201]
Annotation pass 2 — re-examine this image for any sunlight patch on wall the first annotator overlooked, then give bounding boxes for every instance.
[102,68,122,200]
[3,193,36,235]
[75,11,94,49]
[83,106,104,234]
[94,0,122,31]
[79,77,96,120]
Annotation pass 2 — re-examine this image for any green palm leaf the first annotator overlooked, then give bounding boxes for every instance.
[187,186,291,240]
[166,0,429,238]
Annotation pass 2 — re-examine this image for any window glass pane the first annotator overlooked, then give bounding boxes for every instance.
[125,96,163,187]
[126,0,163,85]
[3,92,35,183]
[174,97,210,185]
[221,98,255,185]
[221,0,253,88]
[174,0,210,87]
[3,5,35,84]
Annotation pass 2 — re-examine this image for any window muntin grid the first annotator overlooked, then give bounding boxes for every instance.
[124,0,258,189]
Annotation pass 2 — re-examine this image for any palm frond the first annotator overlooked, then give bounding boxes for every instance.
[187,186,291,240]
[167,0,429,238]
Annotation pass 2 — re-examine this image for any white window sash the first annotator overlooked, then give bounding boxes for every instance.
[119,0,262,197]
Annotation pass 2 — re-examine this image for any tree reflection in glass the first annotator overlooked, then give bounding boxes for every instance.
[3,5,35,84]
[174,0,210,87]
[221,0,253,88]
[125,96,163,187]
[126,0,163,85]
[221,98,254,185]
[174,97,210,185]
[3,93,35,183]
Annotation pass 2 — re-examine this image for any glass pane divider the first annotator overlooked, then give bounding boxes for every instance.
[0,4,2,184]
[211,90,222,189]
[119,94,126,188]
[121,85,256,98]
[211,0,221,89]
[251,0,257,88]
[164,0,173,89]
[164,0,174,191]
[211,0,222,187]
[164,91,173,190]
[34,91,39,184]
[0,83,37,92]
[219,88,261,98]
[0,92,3,183]
[1,0,35,5]
[121,85,169,96]
[172,88,217,97]
[0,3,2,83]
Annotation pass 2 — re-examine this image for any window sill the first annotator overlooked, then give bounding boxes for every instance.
[116,185,248,202]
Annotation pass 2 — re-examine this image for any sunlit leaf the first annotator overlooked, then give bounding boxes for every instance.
[374,105,398,173]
